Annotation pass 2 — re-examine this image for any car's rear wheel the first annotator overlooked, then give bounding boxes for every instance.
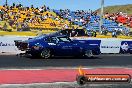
[40,49,51,59]
[85,50,93,58]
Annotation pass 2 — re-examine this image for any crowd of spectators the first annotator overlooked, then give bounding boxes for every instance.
[55,9,99,27]
[0,3,132,37]
[0,3,69,31]
[55,9,132,37]
[104,12,132,28]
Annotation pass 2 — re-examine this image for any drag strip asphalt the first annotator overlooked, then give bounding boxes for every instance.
[0,55,132,68]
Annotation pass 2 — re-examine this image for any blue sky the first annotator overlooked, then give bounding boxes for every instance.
[0,0,132,11]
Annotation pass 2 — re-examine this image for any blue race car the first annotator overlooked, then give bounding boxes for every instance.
[14,33,100,59]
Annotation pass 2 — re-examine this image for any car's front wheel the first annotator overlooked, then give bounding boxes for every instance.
[84,50,93,58]
[40,49,51,59]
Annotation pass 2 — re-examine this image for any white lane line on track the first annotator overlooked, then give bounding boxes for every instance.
[0,66,132,70]
[0,82,77,86]
[0,81,132,86]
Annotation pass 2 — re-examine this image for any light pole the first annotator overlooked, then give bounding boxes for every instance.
[5,0,8,6]
[99,0,104,34]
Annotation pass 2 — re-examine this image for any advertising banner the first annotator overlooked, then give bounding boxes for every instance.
[100,39,121,53]
[0,36,30,53]
[120,41,132,54]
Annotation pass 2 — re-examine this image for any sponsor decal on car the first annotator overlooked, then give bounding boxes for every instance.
[48,43,56,45]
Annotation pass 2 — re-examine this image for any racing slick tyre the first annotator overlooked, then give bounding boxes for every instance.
[76,75,87,86]
[84,50,93,58]
[40,49,51,59]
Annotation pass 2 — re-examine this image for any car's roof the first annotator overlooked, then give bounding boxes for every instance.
[36,32,67,39]
[53,35,67,38]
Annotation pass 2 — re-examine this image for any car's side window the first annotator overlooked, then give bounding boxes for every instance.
[51,37,57,43]
[57,37,71,43]
[45,37,57,43]
[45,38,50,42]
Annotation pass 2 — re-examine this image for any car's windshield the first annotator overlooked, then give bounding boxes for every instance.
[34,34,46,39]
[45,37,57,43]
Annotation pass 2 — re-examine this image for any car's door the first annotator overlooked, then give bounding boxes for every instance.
[69,41,83,56]
[45,37,73,56]
[45,36,83,56]
[55,37,73,56]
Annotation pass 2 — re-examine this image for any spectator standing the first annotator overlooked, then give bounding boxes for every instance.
[93,30,97,37]
[3,23,7,31]
[70,26,76,37]
[112,30,117,38]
